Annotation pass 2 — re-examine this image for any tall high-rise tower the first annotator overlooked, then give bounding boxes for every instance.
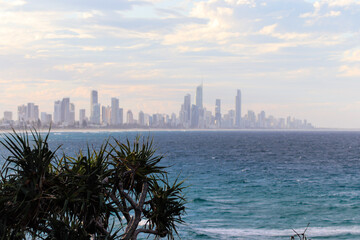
[79,109,86,125]
[91,90,98,107]
[184,94,191,126]
[196,84,203,109]
[90,90,100,124]
[54,101,62,124]
[111,97,119,126]
[61,98,70,124]
[215,99,221,128]
[235,89,241,128]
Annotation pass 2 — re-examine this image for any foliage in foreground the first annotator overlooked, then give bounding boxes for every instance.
[0,130,186,240]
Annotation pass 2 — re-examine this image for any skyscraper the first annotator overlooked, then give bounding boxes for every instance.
[184,94,191,127]
[41,112,52,125]
[3,111,12,122]
[91,90,98,107]
[191,104,199,128]
[118,108,123,125]
[18,105,26,124]
[26,103,34,122]
[126,110,133,124]
[79,109,86,125]
[90,90,100,124]
[196,84,203,109]
[215,99,221,128]
[26,103,39,122]
[61,98,70,124]
[52,98,74,126]
[53,101,61,124]
[102,106,111,125]
[235,89,241,128]
[138,111,145,126]
[33,105,39,123]
[195,84,203,128]
[111,97,119,126]
[91,104,101,125]
[69,103,75,125]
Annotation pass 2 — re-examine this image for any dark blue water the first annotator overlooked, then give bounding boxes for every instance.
[2,130,360,239]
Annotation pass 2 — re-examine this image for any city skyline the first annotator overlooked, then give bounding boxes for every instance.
[1,0,360,128]
[0,86,313,130]
[1,85,315,124]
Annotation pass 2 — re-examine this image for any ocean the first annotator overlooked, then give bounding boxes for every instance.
[1,130,360,239]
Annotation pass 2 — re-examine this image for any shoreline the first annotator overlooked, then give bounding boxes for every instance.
[1,127,360,134]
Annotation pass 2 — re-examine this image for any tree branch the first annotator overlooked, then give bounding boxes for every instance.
[105,189,131,223]
[118,183,137,209]
[138,182,148,211]
[122,182,149,240]
[133,228,158,239]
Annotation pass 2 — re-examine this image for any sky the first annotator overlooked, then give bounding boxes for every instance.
[1,0,360,128]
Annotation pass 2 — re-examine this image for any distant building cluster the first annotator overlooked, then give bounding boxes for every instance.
[0,86,313,130]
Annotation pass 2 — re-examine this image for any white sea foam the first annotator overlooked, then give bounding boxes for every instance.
[195,226,360,238]
[139,219,148,226]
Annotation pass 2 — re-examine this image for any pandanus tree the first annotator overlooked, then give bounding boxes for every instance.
[0,130,186,239]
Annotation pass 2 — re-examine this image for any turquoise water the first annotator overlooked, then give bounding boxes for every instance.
[2,130,360,239]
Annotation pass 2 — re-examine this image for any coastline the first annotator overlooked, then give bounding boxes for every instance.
[2,127,360,134]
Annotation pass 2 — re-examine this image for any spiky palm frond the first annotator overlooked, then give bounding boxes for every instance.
[56,142,117,235]
[145,176,186,240]
[0,130,186,240]
[109,136,166,197]
[0,129,60,234]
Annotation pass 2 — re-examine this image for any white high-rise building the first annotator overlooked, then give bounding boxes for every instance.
[3,111,12,122]
[127,110,134,124]
[195,84,204,128]
[91,103,101,125]
[138,111,145,126]
[90,90,100,124]
[196,84,203,109]
[69,103,75,125]
[54,101,62,124]
[215,99,221,128]
[26,103,39,122]
[91,90,98,107]
[79,109,86,125]
[34,105,39,123]
[118,108,123,125]
[111,97,119,126]
[26,103,34,122]
[235,89,241,128]
[53,98,73,125]
[18,105,26,123]
[102,106,111,125]
[183,94,191,127]
[61,98,70,124]
[17,103,39,125]
[41,112,52,125]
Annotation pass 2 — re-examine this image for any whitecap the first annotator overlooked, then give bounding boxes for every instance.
[195,225,360,238]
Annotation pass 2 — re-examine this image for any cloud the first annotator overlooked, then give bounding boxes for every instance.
[2,0,360,127]
[259,24,310,41]
[18,0,139,11]
[0,0,26,10]
[162,2,241,46]
[115,43,150,50]
[324,0,360,7]
[53,63,96,73]
[259,24,277,35]
[224,0,256,6]
[82,46,105,51]
[324,10,341,16]
[338,65,360,77]
[342,49,360,62]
